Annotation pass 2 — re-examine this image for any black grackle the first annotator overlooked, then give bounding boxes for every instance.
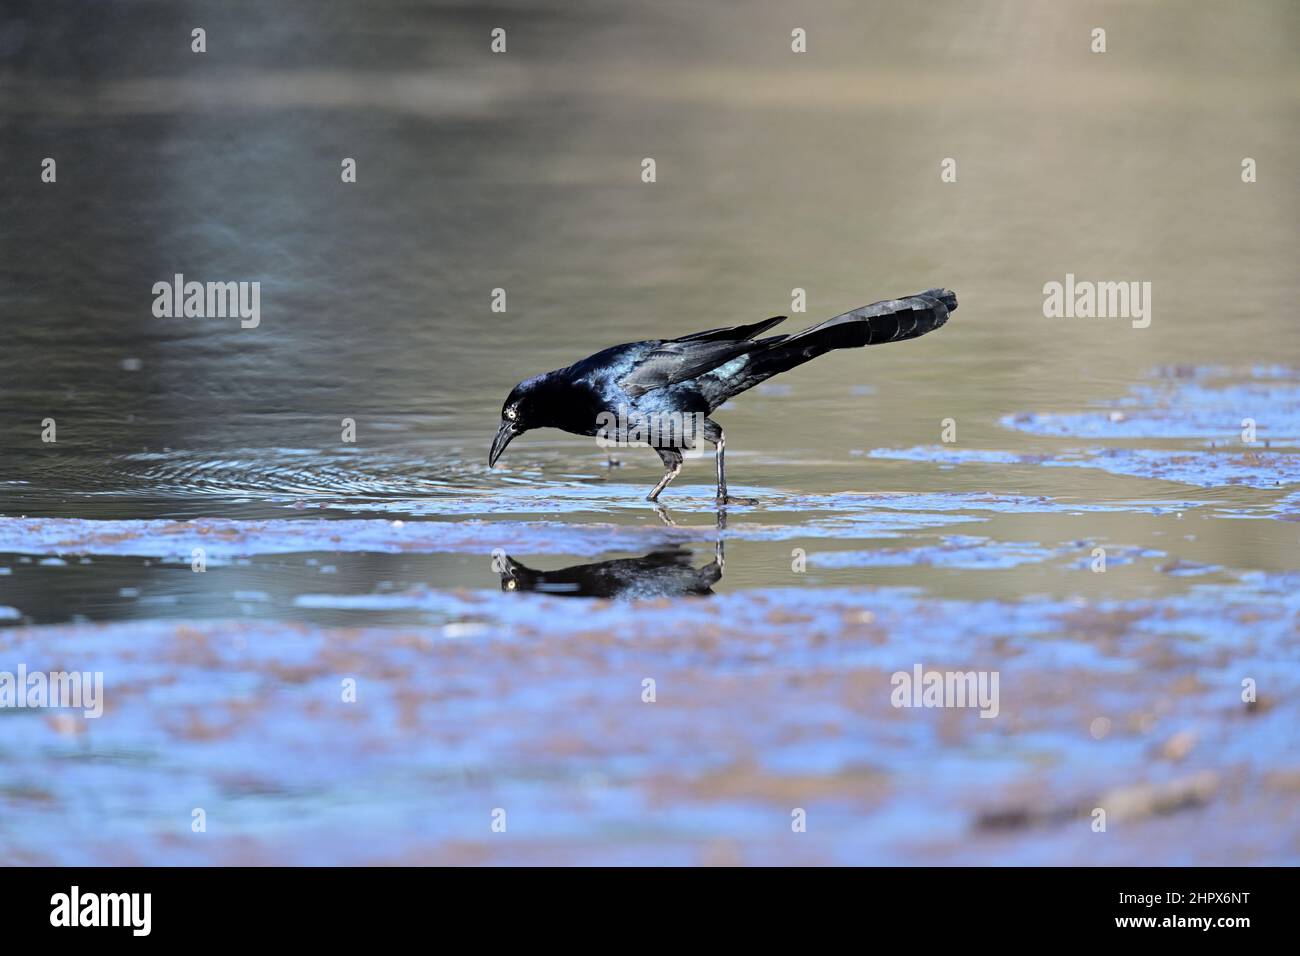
[489,289,957,502]
[497,546,722,598]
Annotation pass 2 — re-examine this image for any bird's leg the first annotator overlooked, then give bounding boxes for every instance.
[646,447,683,502]
[705,419,757,506]
[714,428,728,500]
[646,466,679,501]
[652,502,678,526]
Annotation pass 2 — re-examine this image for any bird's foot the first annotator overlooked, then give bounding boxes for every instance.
[717,494,758,506]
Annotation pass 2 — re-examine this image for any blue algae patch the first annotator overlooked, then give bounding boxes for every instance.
[775,491,1199,516]
[0,490,1189,565]
[1039,448,1300,489]
[1235,570,1300,597]
[332,483,776,517]
[1001,368,1300,442]
[867,443,1299,491]
[1272,489,1300,520]
[862,447,1027,465]
[1062,546,1165,571]
[0,516,698,563]
[1156,560,1223,577]
[2,574,1293,864]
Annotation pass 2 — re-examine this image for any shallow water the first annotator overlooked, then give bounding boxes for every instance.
[1,1,1298,864]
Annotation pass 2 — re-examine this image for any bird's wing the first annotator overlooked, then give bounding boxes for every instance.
[619,316,789,397]
[619,338,774,398]
[668,315,787,343]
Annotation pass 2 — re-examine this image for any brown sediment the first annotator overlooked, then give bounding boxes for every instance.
[976,771,1220,832]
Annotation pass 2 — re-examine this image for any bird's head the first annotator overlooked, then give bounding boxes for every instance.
[489,375,544,467]
[495,552,533,591]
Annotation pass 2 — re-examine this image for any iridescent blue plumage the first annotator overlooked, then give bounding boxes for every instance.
[490,289,957,502]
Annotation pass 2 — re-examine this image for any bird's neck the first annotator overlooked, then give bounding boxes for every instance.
[529,374,606,436]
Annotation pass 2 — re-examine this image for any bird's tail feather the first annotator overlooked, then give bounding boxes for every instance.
[724,288,956,395]
[784,288,956,350]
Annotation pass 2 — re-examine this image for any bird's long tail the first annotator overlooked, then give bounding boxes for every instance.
[730,288,957,393]
[784,287,956,350]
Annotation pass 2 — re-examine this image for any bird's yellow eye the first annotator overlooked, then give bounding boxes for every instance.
[505,407,517,421]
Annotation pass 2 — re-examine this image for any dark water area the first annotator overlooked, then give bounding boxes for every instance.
[1,1,1298,864]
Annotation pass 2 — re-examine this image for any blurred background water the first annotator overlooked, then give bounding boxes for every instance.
[0,0,1297,864]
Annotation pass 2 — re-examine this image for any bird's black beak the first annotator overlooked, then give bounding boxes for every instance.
[489,420,517,467]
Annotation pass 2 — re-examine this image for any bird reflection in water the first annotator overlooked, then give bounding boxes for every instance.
[498,538,724,599]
